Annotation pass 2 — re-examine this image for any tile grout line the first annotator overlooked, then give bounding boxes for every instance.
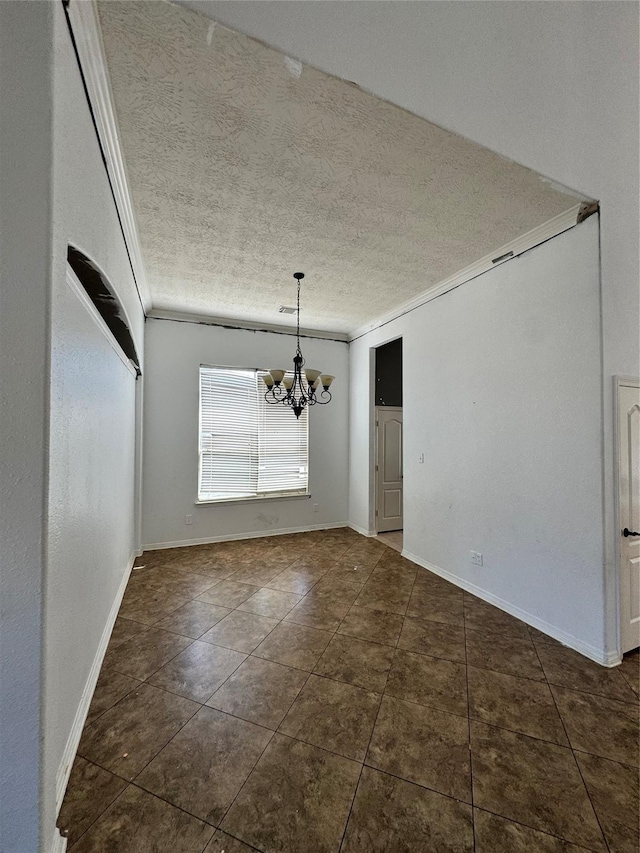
[462,592,477,853]
[68,533,632,852]
[335,544,395,853]
[530,637,612,853]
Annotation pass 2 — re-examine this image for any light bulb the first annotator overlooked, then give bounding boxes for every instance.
[283,376,293,390]
[305,368,321,383]
[270,369,285,384]
[320,375,334,388]
[263,374,274,387]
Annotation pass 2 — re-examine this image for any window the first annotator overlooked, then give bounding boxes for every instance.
[198,366,309,502]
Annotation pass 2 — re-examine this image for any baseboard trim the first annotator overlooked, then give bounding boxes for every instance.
[143,522,349,551]
[55,553,136,815]
[49,828,68,853]
[348,522,376,537]
[402,549,620,668]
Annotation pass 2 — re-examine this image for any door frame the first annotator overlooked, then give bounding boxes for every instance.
[368,336,403,535]
[375,406,403,533]
[614,375,640,654]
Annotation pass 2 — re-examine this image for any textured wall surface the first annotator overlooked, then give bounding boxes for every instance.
[142,318,349,547]
[0,5,53,850]
[350,219,606,658]
[40,5,146,850]
[96,0,582,333]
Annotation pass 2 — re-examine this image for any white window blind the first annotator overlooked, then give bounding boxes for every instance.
[198,366,309,502]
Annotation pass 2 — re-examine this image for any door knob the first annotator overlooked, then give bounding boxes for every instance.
[623,528,640,537]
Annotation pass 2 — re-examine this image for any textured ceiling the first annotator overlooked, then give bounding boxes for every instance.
[97,0,583,334]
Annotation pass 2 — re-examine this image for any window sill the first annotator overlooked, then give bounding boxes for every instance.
[195,493,311,507]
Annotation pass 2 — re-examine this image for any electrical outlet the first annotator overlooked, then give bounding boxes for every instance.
[185,514,193,525]
[470,550,483,566]
[313,503,319,513]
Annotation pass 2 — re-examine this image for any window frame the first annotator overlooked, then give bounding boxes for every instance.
[197,363,310,505]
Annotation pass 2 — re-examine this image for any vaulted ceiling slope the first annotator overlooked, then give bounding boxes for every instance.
[97,0,585,335]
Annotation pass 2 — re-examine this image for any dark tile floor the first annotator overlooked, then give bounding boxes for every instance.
[58,529,640,853]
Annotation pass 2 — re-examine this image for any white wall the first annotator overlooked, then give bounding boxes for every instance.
[1,3,147,850]
[143,319,349,547]
[0,5,53,851]
[190,0,639,657]
[43,5,146,847]
[350,219,607,660]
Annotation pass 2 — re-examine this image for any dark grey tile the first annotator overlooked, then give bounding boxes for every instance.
[471,721,606,851]
[228,563,286,586]
[619,649,640,696]
[284,595,351,631]
[196,580,260,608]
[366,695,471,802]
[465,627,545,681]
[551,685,639,766]
[107,617,147,650]
[353,578,411,615]
[467,665,568,745]
[57,757,127,846]
[136,706,273,825]
[537,643,637,703]
[199,610,278,653]
[102,627,192,681]
[204,831,258,853]
[463,595,530,638]
[138,568,219,599]
[337,607,403,647]
[85,668,141,727]
[473,810,593,852]
[412,568,459,596]
[70,784,214,852]
[237,587,303,619]
[207,656,308,729]
[309,576,364,604]
[265,564,329,594]
[118,589,191,626]
[406,590,464,626]
[324,560,375,583]
[314,634,394,692]
[78,683,198,781]
[386,648,468,716]
[575,752,640,853]
[398,616,465,662]
[221,733,360,853]
[153,600,232,639]
[148,641,246,703]
[528,625,564,647]
[253,621,332,671]
[370,560,418,593]
[342,766,473,853]
[279,674,380,760]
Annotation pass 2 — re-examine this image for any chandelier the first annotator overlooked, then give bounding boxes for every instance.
[262,272,334,419]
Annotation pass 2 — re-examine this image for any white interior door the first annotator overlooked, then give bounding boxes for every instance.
[376,407,403,532]
[618,378,640,653]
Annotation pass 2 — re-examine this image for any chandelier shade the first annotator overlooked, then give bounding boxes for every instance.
[262,273,335,419]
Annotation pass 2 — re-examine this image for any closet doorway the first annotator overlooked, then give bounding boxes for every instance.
[374,338,403,542]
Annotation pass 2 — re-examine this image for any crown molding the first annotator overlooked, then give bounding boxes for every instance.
[147,308,349,342]
[67,0,152,313]
[348,202,585,341]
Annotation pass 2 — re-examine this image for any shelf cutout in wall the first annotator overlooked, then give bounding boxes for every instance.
[67,245,141,374]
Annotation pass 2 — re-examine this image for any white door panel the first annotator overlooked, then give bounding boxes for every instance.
[618,379,640,653]
[376,407,403,532]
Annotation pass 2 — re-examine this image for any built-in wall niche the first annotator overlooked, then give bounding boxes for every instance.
[375,337,402,406]
[67,245,141,374]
